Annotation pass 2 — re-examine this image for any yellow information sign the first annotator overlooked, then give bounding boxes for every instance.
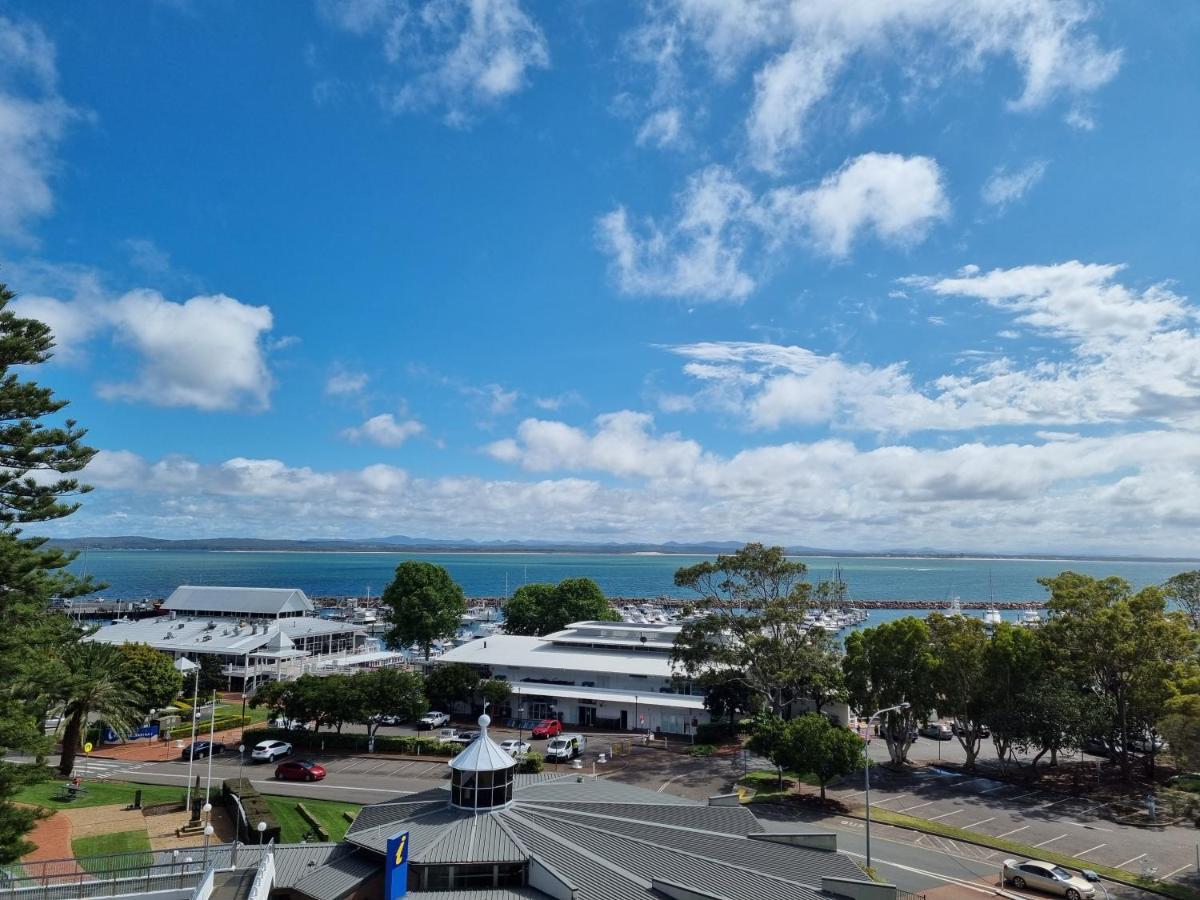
[83,742,93,753]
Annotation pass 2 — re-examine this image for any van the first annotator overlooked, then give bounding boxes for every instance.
[546,733,586,760]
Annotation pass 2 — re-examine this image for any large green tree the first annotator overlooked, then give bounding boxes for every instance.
[927,613,990,771]
[842,616,935,765]
[424,663,479,714]
[672,544,819,716]
[354,668,427,745]
[52,644,142,776]
[780,714,866,801]
[502,578,617,636]
[381,561,467,659]
[1164,571,1200,631]
[116,643,183,711]
[0,282,98,860]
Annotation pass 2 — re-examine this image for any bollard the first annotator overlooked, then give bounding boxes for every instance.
[133,789,142,810]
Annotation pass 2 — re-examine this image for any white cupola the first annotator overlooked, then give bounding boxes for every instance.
[448,713,517,811]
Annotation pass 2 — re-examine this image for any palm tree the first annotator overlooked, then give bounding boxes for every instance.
[53,643,142,776]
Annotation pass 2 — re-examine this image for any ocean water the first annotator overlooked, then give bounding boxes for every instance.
[67,549,1194,610]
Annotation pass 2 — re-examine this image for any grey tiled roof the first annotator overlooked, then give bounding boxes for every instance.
[520,801,764,835]
[405,891,544,900]
[289,847,380,900]
[419,813,526,864]
[513,775,695,804]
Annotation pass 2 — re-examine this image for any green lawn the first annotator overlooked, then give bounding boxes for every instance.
[71,830,152,876]
[264,796,360,843]
[14,780,190,811]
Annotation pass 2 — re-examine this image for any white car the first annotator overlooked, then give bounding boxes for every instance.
[1002,859,1095,899]
[420,711,450,729]
[499,739,531,757]
[250,740,292,762]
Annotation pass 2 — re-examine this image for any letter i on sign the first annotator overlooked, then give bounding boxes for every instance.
[385,831,409,898]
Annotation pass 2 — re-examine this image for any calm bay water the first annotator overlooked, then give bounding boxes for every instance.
[68,549,1194,610]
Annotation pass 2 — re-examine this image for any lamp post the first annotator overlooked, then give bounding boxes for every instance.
[517,705,525,748]
[202,824,214,867]
[864,702,910,871]
[204,690,217,810]
[256,820,267,846]
[174,657,201,816]
[238,744,245,783]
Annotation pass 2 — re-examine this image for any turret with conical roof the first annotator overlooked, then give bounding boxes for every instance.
[448,713,516,811]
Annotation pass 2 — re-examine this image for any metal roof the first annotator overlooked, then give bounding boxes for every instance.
[507,682,707,710]
[449,716,517,774]
[436,635,681,678]
[164,585,314,615]
[83,612,361,656]
[287,846,380,900]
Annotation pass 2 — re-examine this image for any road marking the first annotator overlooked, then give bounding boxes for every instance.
[900,800,935,812]
[980,784,1009,794]
[1074,843,1106,858]
[842,850,1018,898]
[871,793,910,805]
[360,760,394,774]
[1117,853,1146,869]
[1033,833,1069,848]
[657,775,685,793]
[1072,802,1104,816]
[996,825,1029,838]
[120,772,404,794]
[928,809,963,821]
[964,817,995,829]
[413,763,447,777]
[1008,790,1040,801]
[1165,863,1194,879]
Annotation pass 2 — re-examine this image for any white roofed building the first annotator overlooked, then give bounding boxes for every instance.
[434,621,710,736]
[162,585,314,619]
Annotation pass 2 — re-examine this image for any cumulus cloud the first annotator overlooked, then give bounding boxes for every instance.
[342,412,425,446]
[325,368,369,396]
[0,16,81,239]
[661,262,1200,433]
[628,0,1121,170]
[317,0,548,124]
[635,107,684,149]
[12,273,277,412]
[598,154,948,300]
[981,161,1048,209]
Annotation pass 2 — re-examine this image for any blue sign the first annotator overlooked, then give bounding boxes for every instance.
[134,724,159,740]
[385,831,409,899]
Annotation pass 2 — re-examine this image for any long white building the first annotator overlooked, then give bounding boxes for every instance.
[84,585,375,689]
[435,620,710,735]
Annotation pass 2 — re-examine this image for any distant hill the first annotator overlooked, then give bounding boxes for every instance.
[40,534,1200,563]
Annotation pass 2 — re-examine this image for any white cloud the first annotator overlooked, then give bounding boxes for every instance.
[981,160,1048,208]
[325,369,369,396]
[598,154,948,300]
[12,272,277,411]
[0,16,80,239]
[123,238,171,275]
[662,262,1200,434]
[631,0,1121,170]
[317,0,548,124]
[343,413,425,446]
[635,107,684,149]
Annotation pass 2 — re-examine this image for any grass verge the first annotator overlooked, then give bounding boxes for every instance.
[865,807,1199,900]
[264,796,360,844]
[71,830,152,876]
[14,780,187,811]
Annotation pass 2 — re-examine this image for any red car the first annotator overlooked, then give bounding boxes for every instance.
[274,760,326,782]
[531,719,562,739]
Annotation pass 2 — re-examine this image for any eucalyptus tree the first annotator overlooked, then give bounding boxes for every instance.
[927,613,990,771]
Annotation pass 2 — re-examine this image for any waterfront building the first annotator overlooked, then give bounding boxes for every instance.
[83,585,378,690]
[434,620,710,735]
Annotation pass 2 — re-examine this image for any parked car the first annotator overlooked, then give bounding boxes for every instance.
[499,739,531,757]
[419,711,450,729]
[531,719,563,739]
[370,714,407,727]
[180,740,226,760]
[449,730,479,746]
[274,759,326,782]
[545,734,586,760]
[250,739,292,762]
[951,720,989,738]
[1002,859,1095,899]
[1127,732,1164,754]
[919,722,953,740]
[271,717,306,731]
[1082,737,1118,758]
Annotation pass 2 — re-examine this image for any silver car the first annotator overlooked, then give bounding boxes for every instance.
[1002,859,1095,899]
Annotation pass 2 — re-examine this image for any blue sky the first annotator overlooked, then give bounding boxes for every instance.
[1,0,1197,553]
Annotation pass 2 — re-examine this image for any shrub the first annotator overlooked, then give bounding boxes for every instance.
[241,727,457,756]
[168,716,252,740]
[687,744,717,757]
[518,752,544,774]
[695,723,739,744]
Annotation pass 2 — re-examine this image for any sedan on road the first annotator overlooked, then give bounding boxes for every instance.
[531,719,562,739]
[1002,859,1095,899]
[180,740,226,760]
[499,740,531,757]
[250,740,292,762]
[275,759,326,782]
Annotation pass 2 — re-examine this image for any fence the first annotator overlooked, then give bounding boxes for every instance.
[0,850,207,899]
[897,891,926,900]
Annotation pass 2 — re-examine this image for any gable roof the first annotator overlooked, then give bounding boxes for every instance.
[163,585,313,616]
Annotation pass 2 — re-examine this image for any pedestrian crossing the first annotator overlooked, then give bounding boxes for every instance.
[74,758,150,780]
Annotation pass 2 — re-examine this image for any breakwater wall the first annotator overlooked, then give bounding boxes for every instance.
[316,596,1047,610]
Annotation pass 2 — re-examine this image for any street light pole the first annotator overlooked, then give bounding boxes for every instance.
[864,701,910,872]
[174,657,201,817]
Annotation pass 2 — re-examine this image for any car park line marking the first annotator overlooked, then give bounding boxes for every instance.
[900,801,936,812]
[842,850,1012,898]
[1008,791,1040,801]
[1033,833,1069,848]
[657,775,685,793]
[1038,797,1073,809]
[996,825,1028,838]
[871,793,909,805]
[964,817,995,829]
[1072,802,1105,816]
[928,810,963,821]
[1117,853,1146,868]
[980,784,1009,794]
[1073,843,1106,858]
[1165,863,1193,879]
[414,763,447,777]
[360,760,395,774]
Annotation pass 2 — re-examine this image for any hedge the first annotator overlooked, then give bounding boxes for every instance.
[221,778,281,844]
[168,716,252,740]
[518,752,544,774]
[694,723,740,744]
[241,727,458,756]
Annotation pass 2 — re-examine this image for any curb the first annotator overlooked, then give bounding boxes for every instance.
[843,810,1180,899]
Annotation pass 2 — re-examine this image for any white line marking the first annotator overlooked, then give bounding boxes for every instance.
[1033,833,1069,848]
[1039,797,1072,809]
[929,809,963,821]
[1074,843,1106,858]
[118,772,403,794]
[1009,790,1040,801]
[871,792,910,805]
[1165,863,1194,879]
[996,825,1029,838]
[964,817,996,829]
[980,784,1009,794]
[1072,802,1104,816]
[841,851,1010,898]
[657,775,684,793]
[1117,853,1146,869]
[900,800,936,812]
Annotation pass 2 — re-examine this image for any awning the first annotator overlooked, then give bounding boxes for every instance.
[506,683,706,710]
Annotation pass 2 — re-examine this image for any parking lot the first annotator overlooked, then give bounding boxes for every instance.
[826,766,1200,882]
